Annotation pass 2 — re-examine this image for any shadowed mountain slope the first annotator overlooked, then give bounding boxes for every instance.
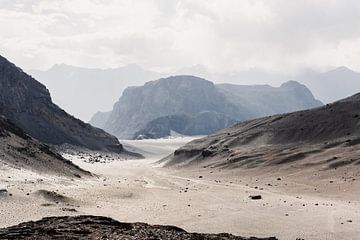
[134,111,237,139]
[163,93,360,171]
[0,116,90,177]
[0,55,122,152]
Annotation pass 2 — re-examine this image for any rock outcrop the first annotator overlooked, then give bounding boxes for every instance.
[0,55,122,152]
[104,75,245,139]
[0,215,278,240]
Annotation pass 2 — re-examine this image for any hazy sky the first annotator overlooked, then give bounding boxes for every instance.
[1,0,360,74]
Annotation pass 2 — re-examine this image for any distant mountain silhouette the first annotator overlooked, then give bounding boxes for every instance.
[30,64,164,121]
[89,111,112,129]
[100,75,322,139]
[0,55,122,152]
[217,80,323,117]
[297,66,360,103]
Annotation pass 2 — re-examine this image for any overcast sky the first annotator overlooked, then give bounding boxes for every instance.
[1,0,360,74]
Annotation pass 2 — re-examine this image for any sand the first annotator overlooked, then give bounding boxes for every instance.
[0,137,359,240]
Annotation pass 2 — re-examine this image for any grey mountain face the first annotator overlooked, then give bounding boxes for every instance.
[30,64,164,121]
[297,66,360,104]
[104,76,243,139]
[0,55,122,152]
[101,75,322,139]
[217,80,323,117]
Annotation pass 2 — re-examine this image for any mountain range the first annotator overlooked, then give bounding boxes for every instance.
[93,75,322,139]
[31,64,360,123]
[30,64,164,121]
[297,66,360,104]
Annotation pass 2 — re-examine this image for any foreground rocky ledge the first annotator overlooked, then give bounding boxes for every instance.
[0,215,277,240]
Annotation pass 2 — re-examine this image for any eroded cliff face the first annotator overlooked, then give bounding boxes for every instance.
[103,75,250,139]
[0,55,122,152]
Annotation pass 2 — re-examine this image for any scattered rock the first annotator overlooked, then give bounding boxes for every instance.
[0,189,8,197]
[61,208,77,212]
[249,195,262,200]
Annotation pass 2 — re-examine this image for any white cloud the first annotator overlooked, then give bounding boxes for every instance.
[1,0,360,74]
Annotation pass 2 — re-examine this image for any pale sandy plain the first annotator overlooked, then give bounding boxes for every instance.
[0,137,359,240]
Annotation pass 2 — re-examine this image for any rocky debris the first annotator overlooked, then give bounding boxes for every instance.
[0,215,278,240]
[0,55,122,152]
[0,189,8,197]
[202,148,215,157]
[59,147,143,164]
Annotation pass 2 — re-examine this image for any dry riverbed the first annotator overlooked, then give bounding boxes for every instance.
[0,137,359,240]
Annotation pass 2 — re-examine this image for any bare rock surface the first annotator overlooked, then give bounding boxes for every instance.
[0,215,277,240]
[0,55,122,152]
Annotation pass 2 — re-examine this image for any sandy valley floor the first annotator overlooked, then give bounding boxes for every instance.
[0,137,359,240]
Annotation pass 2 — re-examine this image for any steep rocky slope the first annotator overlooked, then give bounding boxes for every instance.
[0,116,90,177]
[104,75,246,139]
[164,93,360,171]
[0,55,122,152]
[0,215,277,240]
[102,75,322,139]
